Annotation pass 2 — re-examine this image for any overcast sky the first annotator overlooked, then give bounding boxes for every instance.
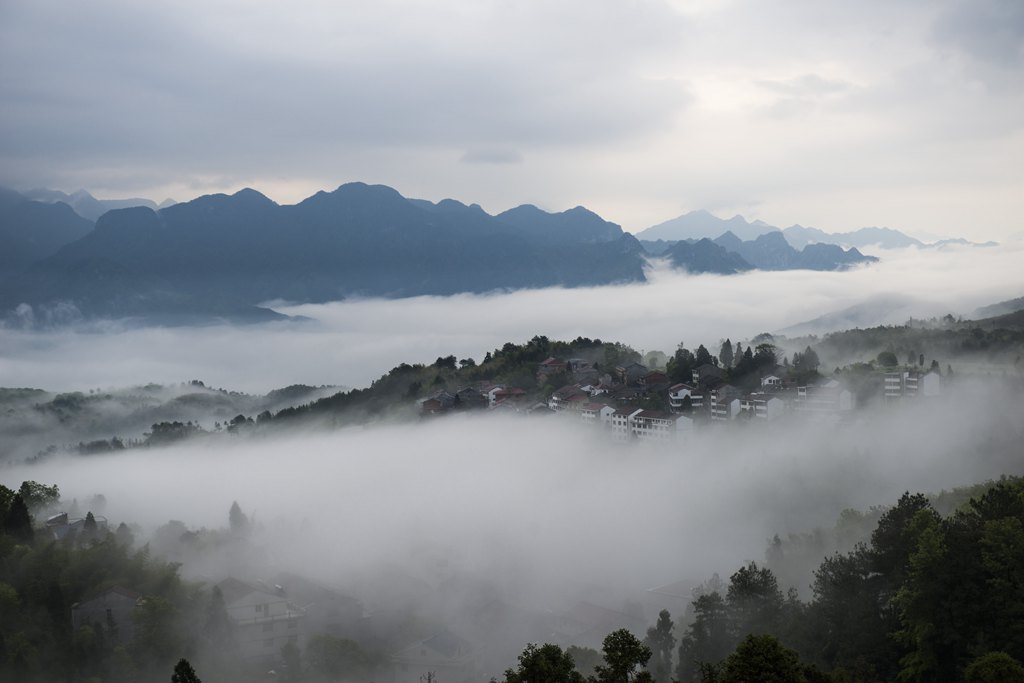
[1,0,1022,240]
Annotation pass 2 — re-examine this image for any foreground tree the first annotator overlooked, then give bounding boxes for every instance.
[594,629,653,683]
[677,592,730,682]
[171,658,202,683]
[2,493,33,543]
[964,652,1024,683]
[503,643,584,683]
[644,610,675,683]
[719,635,810,683]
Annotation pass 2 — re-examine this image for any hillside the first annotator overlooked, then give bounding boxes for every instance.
[0,188,94,279]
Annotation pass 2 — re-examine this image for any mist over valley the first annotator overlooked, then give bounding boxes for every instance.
[3,0,1024,678]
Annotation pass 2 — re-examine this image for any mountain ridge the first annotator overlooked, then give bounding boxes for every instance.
[636,209,988,250]
[0,182,647,325]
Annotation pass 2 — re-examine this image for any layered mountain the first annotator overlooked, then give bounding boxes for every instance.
[712,231,876,271]
[22,188,172,221]
[662,238,753,274]
[0,183,647,324]
[782,225,924,250]
[641,210,777,242]
[0,187,94,279]
[637,210,954,250]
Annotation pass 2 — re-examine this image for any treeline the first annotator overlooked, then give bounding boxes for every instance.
[646,478,1024,682]
[0,481,197,682]
[507,478,1024,683]
[4,477,1024,681]
[663,336,799,391]
[804,319,1024,368]
[0,483,383,683]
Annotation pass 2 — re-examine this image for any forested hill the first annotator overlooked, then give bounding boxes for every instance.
[0,183,646,324]
[2,474,1022,682]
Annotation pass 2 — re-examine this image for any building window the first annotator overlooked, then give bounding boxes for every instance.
[288,634,298,643]
[288,619,297,629]
[264,638,274,648]
[263,622,273,632]
[256,604,263,613]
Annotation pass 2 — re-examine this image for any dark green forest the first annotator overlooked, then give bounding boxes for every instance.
[3,476,1023,682]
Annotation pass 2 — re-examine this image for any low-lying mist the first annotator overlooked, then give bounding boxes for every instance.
[1,244,1021,394]
[6,386,1021,620]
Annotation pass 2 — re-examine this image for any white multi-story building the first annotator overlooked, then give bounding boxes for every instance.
[885,370,940,400]
[610,408,643,441]
[740,394,785,420]
[710,385,742,421]
[629,410,693,442]
[668,383,703,412]
[795,379,854,413]
[218,578,305,662]
[580,402,616,426]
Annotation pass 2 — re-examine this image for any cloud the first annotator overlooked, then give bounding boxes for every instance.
[460,149,524,165]
[0,1,688,189]
[0,0,1021,240]
[3,386,1021,627]
[755,74,853,98]
[931,0,1024,68]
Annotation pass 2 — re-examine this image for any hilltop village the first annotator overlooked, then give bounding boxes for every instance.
[416,340,944,443]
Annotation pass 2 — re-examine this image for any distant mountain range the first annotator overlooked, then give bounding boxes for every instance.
[644,230,876,273]
[638,210,996,250]
[0,183,646,324]
[23,188,175,222]
[973,295,1024,320]
[0,183,994,326]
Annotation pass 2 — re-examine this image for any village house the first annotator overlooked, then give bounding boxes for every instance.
[885,369,941,401]
[615,361,649,385]
[548,384,589,412]
[455,386,487,410]
[272,573,363,640]
[419,390,456,415]
[795,379,854,414]
[692,363,725,386]
[639,370,670,391]
[710,385,742,421]
[668,383,703,413]
[217,577,306,662]
[610,408,643,441]
[739,394,786,420]
[45,511,108,540]
[536,357,569,383]
[580,402,616,427]
[629,410,693,442]
[487,386,527,409]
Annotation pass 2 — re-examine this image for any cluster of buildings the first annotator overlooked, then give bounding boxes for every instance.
[418,355,945,443]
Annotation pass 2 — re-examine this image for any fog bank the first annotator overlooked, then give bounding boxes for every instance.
[5,391,1021,603]
[0,245,1021,394]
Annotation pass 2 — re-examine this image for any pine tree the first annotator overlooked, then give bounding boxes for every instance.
[228,501,249,535]
[645,610,675,683]
[3,493,33,543]
[719,339,734,369]
[171,658,202,683]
